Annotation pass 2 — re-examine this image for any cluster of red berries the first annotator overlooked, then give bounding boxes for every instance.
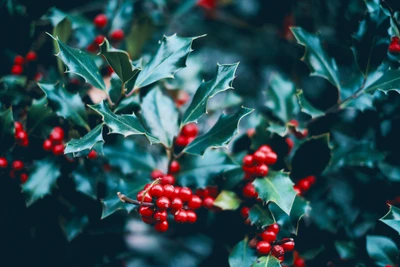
[11,51,37,75]
[293,176,316,196]
[0,157,29,184]
[88,14,124,53]
[43,127,65,156]
[286,120,308,153]
[175,123,199,147]
[14,122,29,147]
[389,36,400,53]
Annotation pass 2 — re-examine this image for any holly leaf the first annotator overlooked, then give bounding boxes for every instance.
[60,214,89,242]
[176,150,238,188]
[141,86,179,147]
[291,27,341,90]
[213,190,241,210]
[380,205,400,234]
[48,33,105,90]
[248,204,275,228]
[26,97,56,137]
[366,235,398,267]
[134,34,204,89]
[0,108,15,154]
[39,83,89,130]
[100,39,140,84]
[335,241,357,260]
[22,158,61,206]
[89,100,159,144]
[251,256,281,267]
[229,239,258,267]
[181,63,239,125]
[53,17,72,76]
[253,171,297,215]
[109,0,134,33]
[183,107,253,156]
[104,137,158,175]
[72,167,98,200]
[65,124,104,156]
[297,90,324,118]
[363,69,400,94]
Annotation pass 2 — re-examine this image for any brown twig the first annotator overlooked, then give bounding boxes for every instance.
[117,192,154,207]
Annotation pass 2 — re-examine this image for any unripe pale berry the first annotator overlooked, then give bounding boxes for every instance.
[256,241,271,255]
[154,220,168,232]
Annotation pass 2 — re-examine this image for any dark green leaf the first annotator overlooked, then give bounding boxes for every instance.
[108,74,124,104]
[380,205,400,234]
[89,100,159,144]
[335,241,357,260]
[379,162,400,182]
[39,83,89,130]
[48,33,105,90]
[65,124,104,156]
[213,190,241,210]
[22,158,61,206]
[182,63,239,125]
[26,97,56,137]
[183,107,253,156]
[61,214,89,241]
[297,90,324,118]
[141,86,179,147]
[366,235,398,267]
[0,108,15,154]
[251,256,281,267]
[363,69,400,94]
[248,204,275,228]
[53,17,72,75]
[253,171,297,215]
[228,239,258,267]
[72,167,98,200]
[109,0,134,33]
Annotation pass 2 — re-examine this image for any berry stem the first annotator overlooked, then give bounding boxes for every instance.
[117,192,154,207]
[273,238,294,245]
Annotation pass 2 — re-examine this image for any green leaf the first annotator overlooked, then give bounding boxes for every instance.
[248,204,275,228]
[253,171,297,215]
[229,239,258,267]
[264,73,300,123]
[291,27,341,89]
[104,137,158,175]
[48,33,105,90]
[108,74,124,104]
[380,205,400,234]
[366,235,398,267]
[0,108,15,154]
[379,162,400,182]
[363,69,400,94]
[141,86,179,147]
[100,39,140,84]
[22,158,61,206]
[297,90,324,118]
[53,17,72,76]
[109,0,134,33]
[251,256,281,267]
[335,241,357,260]
[89,100,159,144]
[26,97,56,137]
[65,124,104,156]
[39,83,89,130]
[183,107,253,155]
[182,63,239,125]
[72,167,98,200]
[213,190,241,210]
[176,150,238,188]
[134,34,203,89]
[60,214,89,242]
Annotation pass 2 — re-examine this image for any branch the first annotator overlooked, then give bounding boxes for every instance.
[117,192,154,207]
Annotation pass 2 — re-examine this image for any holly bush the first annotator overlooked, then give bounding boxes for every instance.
[2,0,400,266]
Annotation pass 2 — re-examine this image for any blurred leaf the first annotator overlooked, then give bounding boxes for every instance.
[229,239,258,267]
[61,214,89,242]
[366,235,398,267]
[109,0,134,33]
[183,107,253,155]
[182,63,239,125]
[214,190,241,210]
[72,167,98,200]
[0,108,15,154]
[253,171,297,215]
[379,162,400,182]
[65,124,104,156]
[26,97,56,137]
[297,90,324,118]
[53,17,72,75]
[380,205,400,234]
[335,241,357,260]
[108,74,123,104]
[251,256,281,267]
[22,158,61,206]
[248,204,275,228]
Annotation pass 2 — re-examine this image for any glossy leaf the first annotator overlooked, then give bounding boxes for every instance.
[61,214,89,242]
[253,171,297,215]
[26,97,56,137]
[213,190,241,210]
[53,17,72,75]
[65,124,104,156]
[380,205,400,234]
[48,33,105,90]
[297,90,324,118]
[366,235,398,267]
[248,204,275,228]
[335,241,357,260]
[229,239,258,267]
[182,63,239,125]
[22,158,61,206]
[251,256,281,267]
[183,107,253,155]
[109,0,134,33]
[141,86,179,147]
[363,69,400,94]
[72,167,98,200]
[0,108,15,154]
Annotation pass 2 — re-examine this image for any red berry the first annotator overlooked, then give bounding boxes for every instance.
[175,135,189,147]
[260,230,277,243]
[266,223,280,234]
[207,186,218,197]
[174,186,181,196]
[305,175,316,185]
[264,152,278,165]
[242,165,255,175]
[50,128,64,144]
[293,258,306,267]
[144,184,151,190]
[21,138,29,147]
[298,179,311,192]
[0,157,8,168]
[25,51,37,62]
[12,160,24,171]
[253,151,267,164]
[153,210,167,222]
[52,144,64,156]
[163,184,175,199]
[94,35,105,45]
[256,241,272,255]
[179,187,193,202]
[14,55,24,65]
[171,197,183,210]
[169,160,180,174]
[161,174,175,185]
[389,42,400,53]
[281,239,295,252]
[289,119,299,127]
[174,209,188,223]
[156,196,171,210]
[197,0,217,10]
[186,210,197,223]
[181,123,199,137]
[93,14,108,28]
[258,145,272,154]
[136,190,152,202]
[14,122,23,133]
[242,155,254,166]
[188,195,202,210]
[195,188,208,199]
[285,137,294,153]
[87,43,98,53]
[154,220,168,232]
[11,65,23,75]
[110,29,124,41]
[151,169,164,180]
[203,196,214,209]
[247,128,255,138]
[272,245,285,258]
[176,90,190,107]
[242,183,257,198]
[43,139,53,151]
[240,206,250,219]
[87,150,97,159]
[293,185,302,195]
[150,184,164,198]
[256,164,268,177]
[142,216,154,224]
[187,136,196,144]
[139,206,154,217]
[15,130,27,141]
[20,173,28,184]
